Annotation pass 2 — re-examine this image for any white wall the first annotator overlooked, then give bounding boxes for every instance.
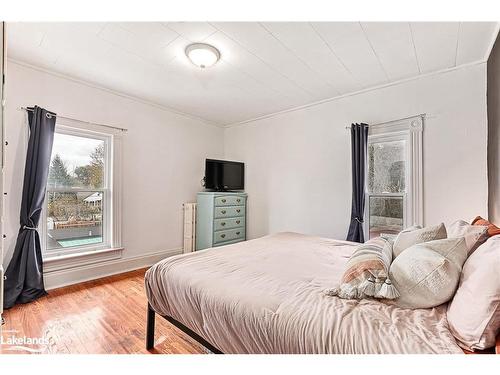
[224,63,489,240]
[2,61,224,284]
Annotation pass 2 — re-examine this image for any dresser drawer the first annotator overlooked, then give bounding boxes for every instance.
[214,217,244,231]
[214,205,245,219]
[213,228,245,244]
[214,195,245,206]
[196,192,247,251]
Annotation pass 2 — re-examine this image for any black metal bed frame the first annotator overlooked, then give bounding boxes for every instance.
[146,303,223,354]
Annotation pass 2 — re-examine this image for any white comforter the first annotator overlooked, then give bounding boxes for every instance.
[145,232,462,354]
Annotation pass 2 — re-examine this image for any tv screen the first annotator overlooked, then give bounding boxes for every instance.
[205,159,244,191]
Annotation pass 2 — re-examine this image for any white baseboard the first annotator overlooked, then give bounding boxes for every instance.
[43,248,182,290]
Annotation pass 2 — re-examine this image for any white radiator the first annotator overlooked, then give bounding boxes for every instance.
[183,203,197,253]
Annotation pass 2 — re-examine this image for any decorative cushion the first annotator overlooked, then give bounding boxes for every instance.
[389,237,467,309]
[380,233,397,243]
[392,223,447,258]
[326,237,399,300]
[446,220,488,256]
[381,226,420,245]
[401,225,423,232]
[471,216,500,237]
[447,236,500,351]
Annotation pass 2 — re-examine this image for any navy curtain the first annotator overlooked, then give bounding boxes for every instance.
[3,106,56,309]
[346,123,369,243]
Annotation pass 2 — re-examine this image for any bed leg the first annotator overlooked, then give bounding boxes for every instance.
[146,303,156,350]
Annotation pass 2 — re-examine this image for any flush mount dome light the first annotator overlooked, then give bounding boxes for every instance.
[185,43,220,68]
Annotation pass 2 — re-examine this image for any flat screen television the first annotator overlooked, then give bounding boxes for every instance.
[204,159,244,191]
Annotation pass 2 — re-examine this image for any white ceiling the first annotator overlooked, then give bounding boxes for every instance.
[7,22,499,126]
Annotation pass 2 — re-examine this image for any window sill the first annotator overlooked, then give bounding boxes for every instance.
[43,247,124,273]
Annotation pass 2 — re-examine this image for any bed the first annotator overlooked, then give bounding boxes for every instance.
[144,232,486,354]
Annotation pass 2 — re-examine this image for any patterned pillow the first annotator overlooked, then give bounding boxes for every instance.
[393,223,447,257]
[326,237,399,300]
[390,237,467,309]
[447,220,488,256]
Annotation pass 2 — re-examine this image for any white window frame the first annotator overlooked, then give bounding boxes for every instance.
[41,121,123,270]
[364,115,424,240]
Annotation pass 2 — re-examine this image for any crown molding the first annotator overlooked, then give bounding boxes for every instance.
[223,59,487,128]
[8,56,489,131]
[7,58,225,129]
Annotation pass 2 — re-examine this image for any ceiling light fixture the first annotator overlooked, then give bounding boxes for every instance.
[185,43,220,68]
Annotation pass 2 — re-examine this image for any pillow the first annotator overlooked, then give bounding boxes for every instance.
[447,220,488,256]
[471,216,500,237]
[325,237,399,300]
[401,225,423,232]
[389,237,467,309]
[392,223,447,257]
[447,236,500,351]
[380,233,397,243]
[381,226,421,245]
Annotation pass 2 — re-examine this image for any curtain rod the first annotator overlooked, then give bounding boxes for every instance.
[19,107,128,133]
[345,114,426,130]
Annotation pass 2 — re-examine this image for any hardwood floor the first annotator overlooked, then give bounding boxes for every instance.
[0,269,206,354]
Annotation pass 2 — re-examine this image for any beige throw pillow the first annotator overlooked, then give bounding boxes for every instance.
[389,237,467,309]
[393,223,447,257]
[446,219,488,256]
[447,237,500,351]
[326,237,399,300]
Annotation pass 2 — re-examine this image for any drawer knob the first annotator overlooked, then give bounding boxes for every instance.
[221,210,226,214]
[236,220,240,224]
[221,222,226,226]
[236,198,241,202]
[221,199,226,203]
[236,232,240,235]
[236,209,241,213]
[221,234,226,238]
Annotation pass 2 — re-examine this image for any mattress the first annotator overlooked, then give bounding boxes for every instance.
[145,232,462,354]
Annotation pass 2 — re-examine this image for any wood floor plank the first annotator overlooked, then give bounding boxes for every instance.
[1,269,206,354]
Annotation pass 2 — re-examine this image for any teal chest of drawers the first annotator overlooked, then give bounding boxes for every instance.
[196,192,247,251]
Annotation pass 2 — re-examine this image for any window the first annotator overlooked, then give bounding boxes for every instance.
[367,140,406,238]
[365,116,423,239]
[43,125,119,259]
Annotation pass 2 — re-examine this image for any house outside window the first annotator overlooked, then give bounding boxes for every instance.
[365,115,423,240]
